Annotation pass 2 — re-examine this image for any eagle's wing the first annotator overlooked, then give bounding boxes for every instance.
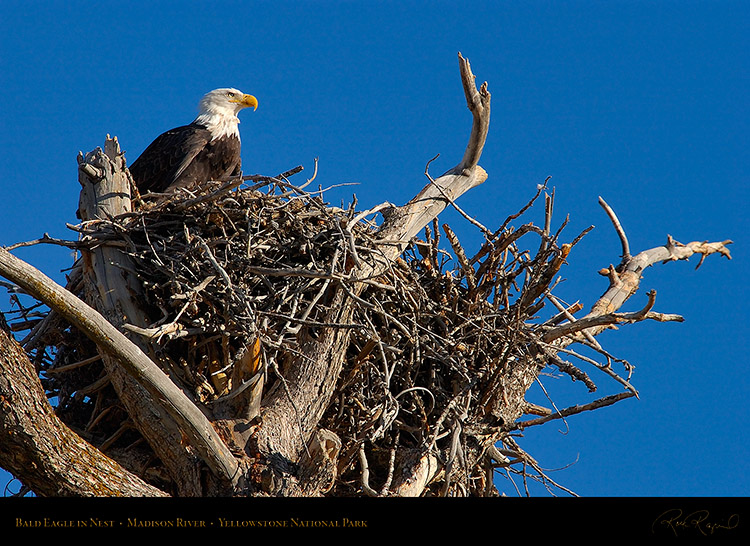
[129,124,211,194]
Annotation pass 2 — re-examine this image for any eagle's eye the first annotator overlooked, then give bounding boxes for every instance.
[227,92,235,98]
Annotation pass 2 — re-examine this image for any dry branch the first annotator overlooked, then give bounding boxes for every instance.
[577,198,732,341]
[251,52,494,495]
[0,316,167,496]
[0,244,240,488]
[374,53,491,252]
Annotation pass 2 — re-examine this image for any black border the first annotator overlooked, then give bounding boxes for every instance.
[1,497,747,539]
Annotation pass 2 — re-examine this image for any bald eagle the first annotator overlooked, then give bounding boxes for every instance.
[129,88,258,195]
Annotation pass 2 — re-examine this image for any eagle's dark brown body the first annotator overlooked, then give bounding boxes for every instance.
[127,88,257,196]
[129,122,241,194]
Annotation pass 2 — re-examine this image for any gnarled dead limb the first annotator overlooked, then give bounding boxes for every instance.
[374,53,491,254]
[0,317,167,496]
[76,138,242,492]
[542,289,684,343]
[0,138,242,494]
[370,54,491,495]
[454,52,491,174]
[536,198,733,353]
[581,198,732,336]
[0,246,239,490]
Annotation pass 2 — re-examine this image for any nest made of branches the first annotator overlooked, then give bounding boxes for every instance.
[9,173,609,496]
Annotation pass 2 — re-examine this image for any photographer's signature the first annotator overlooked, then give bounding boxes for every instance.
[652,508,740,537]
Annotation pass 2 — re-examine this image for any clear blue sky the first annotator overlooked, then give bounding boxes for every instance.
[1,0,747,497]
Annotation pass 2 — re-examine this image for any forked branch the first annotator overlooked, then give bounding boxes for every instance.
[549,198,732,345]
[253,53,494,492]
[375,52,492,251]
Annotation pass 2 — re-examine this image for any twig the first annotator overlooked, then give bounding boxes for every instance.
[542,290,682,343]
[514,392,637,430]
[425,158,492,239]
[358,443,379,497]
[599,196,630,261]
[4,233,85,252]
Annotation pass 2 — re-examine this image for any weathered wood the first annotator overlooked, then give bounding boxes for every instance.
[482,205,733,436]
[375,53,491,255]
[0,315,166,496]
[563,198,732,343]
[76,137,241,492]
[0,138,243,495]
[77,139,204,494]
[389,450,441,497]
[0,244,242,491]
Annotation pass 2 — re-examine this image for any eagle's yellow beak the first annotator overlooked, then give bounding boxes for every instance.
[235,94,258,111]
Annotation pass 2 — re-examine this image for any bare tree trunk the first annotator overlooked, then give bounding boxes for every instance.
[0,315,165,496]
[0,139,241,496]
[77,139,244,495]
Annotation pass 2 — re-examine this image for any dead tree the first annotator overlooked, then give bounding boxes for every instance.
[0,54,731,497]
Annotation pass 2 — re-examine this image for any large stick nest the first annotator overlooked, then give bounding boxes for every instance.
[12,173,607,496]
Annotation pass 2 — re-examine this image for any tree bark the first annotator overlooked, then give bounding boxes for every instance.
[0,139,242,496]
[0,315,166,496]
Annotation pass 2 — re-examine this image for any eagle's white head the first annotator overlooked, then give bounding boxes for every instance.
[193,88,258,141]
